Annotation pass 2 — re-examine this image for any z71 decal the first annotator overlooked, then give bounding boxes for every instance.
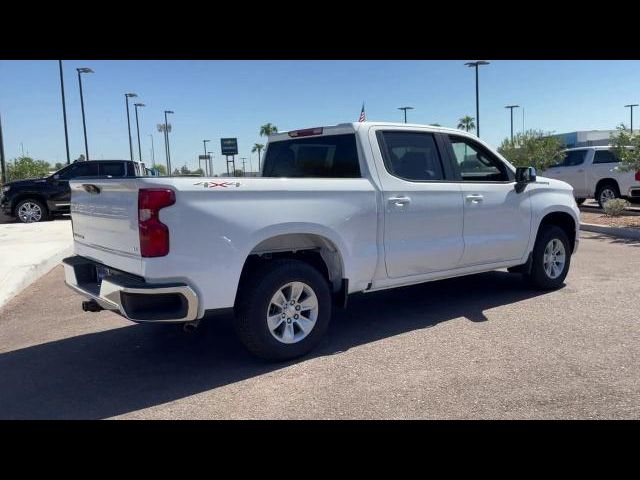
[194,181,241,188]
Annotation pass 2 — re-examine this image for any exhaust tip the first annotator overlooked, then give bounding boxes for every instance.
[183,320,200,334]
[82,300,103,312]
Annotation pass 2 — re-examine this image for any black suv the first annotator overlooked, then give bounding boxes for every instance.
[1,160,145,223]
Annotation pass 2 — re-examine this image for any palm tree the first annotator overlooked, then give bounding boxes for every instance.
[252,143,265,172]
[260,123,278,137]
[457,116,476,133]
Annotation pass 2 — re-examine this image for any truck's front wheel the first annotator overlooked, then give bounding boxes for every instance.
[524,225,571,290]
[234,259,332,361]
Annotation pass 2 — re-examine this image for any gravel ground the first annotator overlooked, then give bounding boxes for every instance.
[581,211,640,229]
[0,231,638,419]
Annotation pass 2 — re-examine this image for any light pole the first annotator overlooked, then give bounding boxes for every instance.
[464,61,490,138]
[0,111,6,184]
[134,103,145,163]
[203,139,210,175]
[625,104,638,133]
[149,134,155,164]
[206,150,214,176]
[76,67,93,161]
[504,105,520,142]
[164,110,174,174]
[241,157,247,176]
[58,61,71,164]
[124,93,137,161]
[398,106,414,123]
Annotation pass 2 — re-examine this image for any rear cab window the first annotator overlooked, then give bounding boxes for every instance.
[593,150,619,164]
[100,162,126,177]
[262,134,361,178]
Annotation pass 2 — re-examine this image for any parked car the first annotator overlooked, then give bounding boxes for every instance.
[63,122,580,361]
[1,160,146,223]
[543,146,640,207]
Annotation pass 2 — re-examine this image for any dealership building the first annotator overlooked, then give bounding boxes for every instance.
[552,130,618,148]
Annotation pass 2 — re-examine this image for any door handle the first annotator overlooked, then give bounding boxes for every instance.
[577,169,584,173]
[388,196,411,206]
[465,194,484,204]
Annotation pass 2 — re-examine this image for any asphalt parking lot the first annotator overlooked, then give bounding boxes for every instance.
[0,231,638,419]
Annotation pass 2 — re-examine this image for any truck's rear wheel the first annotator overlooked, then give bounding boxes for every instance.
[596,182,620,208]
[234,259,332,361]
[524,225,571,290]
[575,198,585,205]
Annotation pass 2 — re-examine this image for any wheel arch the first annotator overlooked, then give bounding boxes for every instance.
[537,211,577,253]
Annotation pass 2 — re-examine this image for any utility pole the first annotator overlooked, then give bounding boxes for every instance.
[504,105,520,142]
[625,104,639,133]
[464,61,490,137]
[241,157,246,176]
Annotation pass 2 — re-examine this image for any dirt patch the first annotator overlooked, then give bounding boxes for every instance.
[581,211,640,229]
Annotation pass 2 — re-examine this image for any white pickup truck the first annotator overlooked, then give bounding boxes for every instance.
[64,122,580,360]
[543,146,640,207]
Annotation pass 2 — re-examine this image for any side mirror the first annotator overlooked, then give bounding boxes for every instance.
[515,166,537,184]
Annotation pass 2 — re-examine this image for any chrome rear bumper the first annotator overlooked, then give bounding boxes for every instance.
[63,255,199,323]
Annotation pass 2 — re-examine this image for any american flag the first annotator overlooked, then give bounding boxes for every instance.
[358,103,366,122]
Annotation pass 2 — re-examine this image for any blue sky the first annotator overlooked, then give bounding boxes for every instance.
[1,60,639,174]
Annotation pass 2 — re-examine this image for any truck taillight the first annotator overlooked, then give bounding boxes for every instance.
[636,171,640,182]
[138,189,175,257]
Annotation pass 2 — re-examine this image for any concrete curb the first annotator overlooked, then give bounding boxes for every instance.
[0,245,73,310]
[580,223,640,241]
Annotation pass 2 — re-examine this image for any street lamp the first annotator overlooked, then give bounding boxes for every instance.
[0,111,6,184]
[134,103,145,163]
[164,110,174,174]
[504,105,520,142]
[625,104,639,133]
[148,134,155,164]
[398,106,414,123]
[58,61,71,164]
[124,93,138,161]
[206,150,214,176]
[203,139,210,176]
[464,61,490,137]
[76,67,94,161]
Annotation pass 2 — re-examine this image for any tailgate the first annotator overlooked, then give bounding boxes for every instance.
[70,178,143,275]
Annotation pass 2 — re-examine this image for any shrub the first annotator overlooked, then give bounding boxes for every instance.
[603,198,628,217]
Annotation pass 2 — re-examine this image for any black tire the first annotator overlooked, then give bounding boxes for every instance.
[14,198,49,223]
[596,182,620,209]
[234,259,332,361]
[524,225,571,290]
[575,198,586,205]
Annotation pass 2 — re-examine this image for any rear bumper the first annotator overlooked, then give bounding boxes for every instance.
[63,255,199,323]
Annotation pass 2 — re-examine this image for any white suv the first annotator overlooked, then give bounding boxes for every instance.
[543,146,640,207]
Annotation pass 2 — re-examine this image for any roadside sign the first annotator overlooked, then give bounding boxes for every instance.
[221,138,238,156]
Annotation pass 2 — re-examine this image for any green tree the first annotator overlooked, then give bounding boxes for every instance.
[252,143,265,171]
[54,162,65,170]
[193,168,204,176]
[498,130,566,171]
[152,164,167,175]
[609,124,640,172]
[457,116,476,133]
[260,123,278,137]
[429,123,442,127]
[180,164,191,175]
[233,169,244,177]
[7,156,51,181]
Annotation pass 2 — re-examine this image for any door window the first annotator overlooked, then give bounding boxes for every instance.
[100,162,126,177]
[554,150,587,167]
[376,131,445,181]
[58,162,99,179]
[448,136,510,182]
[593,150,619,164]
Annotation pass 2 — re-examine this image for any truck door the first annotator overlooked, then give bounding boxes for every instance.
[444,134,531,266]
[371,128,464,278]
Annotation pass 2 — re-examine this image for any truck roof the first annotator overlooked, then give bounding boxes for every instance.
[268,122,467,142]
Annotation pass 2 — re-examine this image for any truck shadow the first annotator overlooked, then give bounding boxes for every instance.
[0,271,551,419]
